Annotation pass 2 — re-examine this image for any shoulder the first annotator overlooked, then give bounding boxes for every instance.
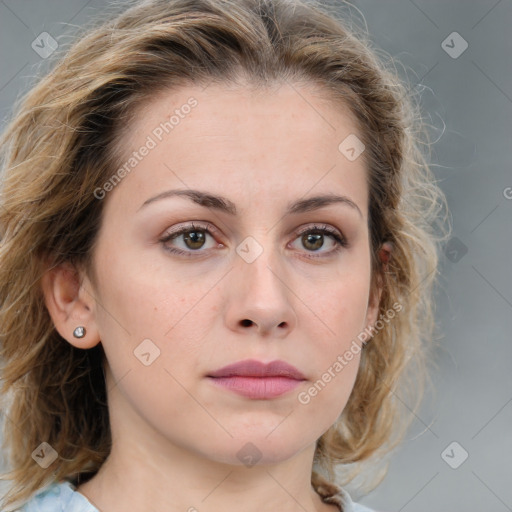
[321,484,382,512]
[18,481,98,512]
[352,503,381,512]
[313,472,383,512]
[338,487,382,512]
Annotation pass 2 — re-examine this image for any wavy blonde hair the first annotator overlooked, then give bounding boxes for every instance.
[0,0,451,509]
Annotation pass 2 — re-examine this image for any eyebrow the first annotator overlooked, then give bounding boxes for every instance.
[138,189,363,218]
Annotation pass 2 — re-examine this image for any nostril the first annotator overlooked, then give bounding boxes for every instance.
[240,319,253,327]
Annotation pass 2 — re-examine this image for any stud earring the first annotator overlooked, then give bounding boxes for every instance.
[73,326,86,339]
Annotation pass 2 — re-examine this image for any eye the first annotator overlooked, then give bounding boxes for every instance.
[289,224,348,258]
[159,222,221,257]
[159,222,348,259]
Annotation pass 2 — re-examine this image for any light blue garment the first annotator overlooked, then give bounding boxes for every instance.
[19,481,378,512]
[19,481,97,512]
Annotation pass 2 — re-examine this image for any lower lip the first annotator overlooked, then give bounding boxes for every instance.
[207,376,304,399]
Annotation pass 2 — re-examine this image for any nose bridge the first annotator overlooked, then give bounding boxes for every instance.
[235,233,287,300]
[225,232,297,335]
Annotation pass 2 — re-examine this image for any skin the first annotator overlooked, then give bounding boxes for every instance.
[42,81,391,512]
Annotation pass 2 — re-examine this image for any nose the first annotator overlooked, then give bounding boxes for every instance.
[224,246,297,338]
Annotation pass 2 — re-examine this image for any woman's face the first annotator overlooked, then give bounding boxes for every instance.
[83,82,380,465]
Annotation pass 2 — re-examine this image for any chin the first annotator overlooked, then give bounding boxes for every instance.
[201,430,315,468]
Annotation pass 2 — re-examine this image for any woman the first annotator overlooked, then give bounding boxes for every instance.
[0,0,450,511]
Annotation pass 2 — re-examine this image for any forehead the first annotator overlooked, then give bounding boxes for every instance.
[123,80,361,147]
[109,81,369,217]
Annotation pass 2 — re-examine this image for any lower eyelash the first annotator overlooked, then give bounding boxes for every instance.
[159,222,216,257]
[159,223,348,258]
[296,226,348,259]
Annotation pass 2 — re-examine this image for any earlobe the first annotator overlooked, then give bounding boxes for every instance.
[41,262,101,349]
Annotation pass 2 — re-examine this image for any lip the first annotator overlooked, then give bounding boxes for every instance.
[207,359,306,399]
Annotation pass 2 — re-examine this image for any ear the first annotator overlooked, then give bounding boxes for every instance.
[41,261,101,349]
[364,241,393,333]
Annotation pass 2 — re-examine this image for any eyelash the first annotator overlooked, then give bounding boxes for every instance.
[158,222,349,259]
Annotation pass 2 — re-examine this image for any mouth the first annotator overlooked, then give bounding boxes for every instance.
[206,359,306,399]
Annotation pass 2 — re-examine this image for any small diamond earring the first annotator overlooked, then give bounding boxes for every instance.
[73,326,86,339]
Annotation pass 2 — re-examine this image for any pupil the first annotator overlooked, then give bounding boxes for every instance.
[304,233,323,251]
[185,231,204,249]
[181,231,325,251]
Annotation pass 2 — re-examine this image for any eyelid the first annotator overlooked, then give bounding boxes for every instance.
[289,223,348,256]
[159,221,348,257]
[294,223,342,238]
[161,222,343,242]
[158,221,221,258]
[162,221,218,239]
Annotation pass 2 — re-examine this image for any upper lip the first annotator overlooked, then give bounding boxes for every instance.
[207,359,306,380]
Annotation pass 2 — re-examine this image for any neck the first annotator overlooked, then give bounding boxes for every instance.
[77,442,337,512]
[75,365,340,512]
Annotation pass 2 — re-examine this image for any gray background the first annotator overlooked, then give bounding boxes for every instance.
[0,1,511,511]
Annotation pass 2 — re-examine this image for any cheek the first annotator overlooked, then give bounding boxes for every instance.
[305,269,371,342]
[94,239,196,329]
[296,350,361,437]
[92,252,221,377]
[297,268,369,402]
